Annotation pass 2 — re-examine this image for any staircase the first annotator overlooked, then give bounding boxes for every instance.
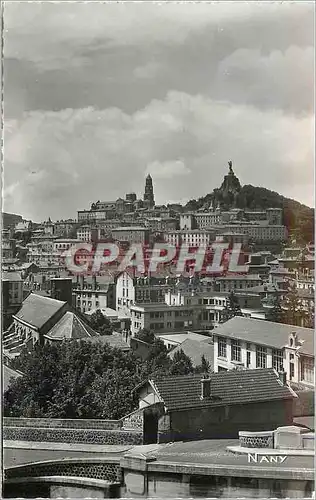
[2,324,26,355]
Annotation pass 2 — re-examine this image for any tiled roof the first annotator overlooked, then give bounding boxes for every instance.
[83,333,130,351]
[14,293,66,330]
[150,368,295,411]
[3,365,23,392]
[213,316,314,353]
[44,311,98,340]
[168,339,214,369]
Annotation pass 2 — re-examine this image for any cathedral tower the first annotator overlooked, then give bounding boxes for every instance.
[143,174,155,208]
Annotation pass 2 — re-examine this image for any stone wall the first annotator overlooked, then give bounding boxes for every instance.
[3,426,142,446]
[239,431,274,449]
[3,417,123,430]
[5,460,122,483]
[122,408,144,431]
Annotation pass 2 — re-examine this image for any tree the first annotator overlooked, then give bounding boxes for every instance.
[89,309,113,335]
[266,294,284,323]
[195,354,212,375]
[4,341,142,420]
[168,350,194,376]
[221,291,243,323]
[281,285,307,327]
[134,328,155,344]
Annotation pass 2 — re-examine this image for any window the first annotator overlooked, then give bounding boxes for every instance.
[231,340,241,362]
[301,357,314,383]
[290,362,295,380]
[256,346,267,368]
[218,337,227,358]
[272,349,283,373]
[246,351,251,368]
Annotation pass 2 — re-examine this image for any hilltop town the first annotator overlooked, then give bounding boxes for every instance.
[2,163,315,498]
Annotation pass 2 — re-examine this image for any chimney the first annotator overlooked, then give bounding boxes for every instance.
[279,371,287,385]
[201,378,211,399]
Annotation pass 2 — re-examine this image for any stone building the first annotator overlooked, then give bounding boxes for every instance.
[3,292,99,355]
[133,368,296,443]
[143,174,155,209]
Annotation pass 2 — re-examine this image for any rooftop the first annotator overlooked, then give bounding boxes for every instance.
[2,271,22,282]
[168,338,214,368]
[149,368,295,411]
[82,332,130,351]
[112,226,148,231]
[213,316,314,354]
[157,332,213,345]
[216,274,261,281]
[44,311,98,340]
[14,293,66,330]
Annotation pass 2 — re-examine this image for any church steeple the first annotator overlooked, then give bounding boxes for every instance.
[144,174,155,208]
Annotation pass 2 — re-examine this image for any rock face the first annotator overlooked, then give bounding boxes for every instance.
[211,161,241,210]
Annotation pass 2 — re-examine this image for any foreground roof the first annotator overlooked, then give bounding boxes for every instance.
[44,311,98,340]
[150,368,295,411]
[213,316,314,353]
[14,293,66,330]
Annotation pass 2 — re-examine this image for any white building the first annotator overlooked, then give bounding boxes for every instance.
[212,316,314,387]
[77,226,99,242]
[165,229,214,247]
[215,274,262,292]
[72,275,115,313]
[115,271,173,310]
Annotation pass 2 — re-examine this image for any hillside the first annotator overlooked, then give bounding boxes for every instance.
[184,170,314,244]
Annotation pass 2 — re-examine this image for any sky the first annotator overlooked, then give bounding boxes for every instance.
[3,1,314,222]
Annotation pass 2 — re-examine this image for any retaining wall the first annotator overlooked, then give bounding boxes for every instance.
[3,417,123,430]
[5,459,122,483]
[3,426,142,446]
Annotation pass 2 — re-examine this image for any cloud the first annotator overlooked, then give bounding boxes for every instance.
[146,160,191,179]
[133,61,162,80]
[4,91,313,221]
[214,46,314,114]
[4,2,313,70]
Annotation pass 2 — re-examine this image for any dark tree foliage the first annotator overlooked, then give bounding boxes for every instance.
[266,295,284,324]
[281,284,313,328]
[4,341,141,419]
[167,349,195,376]
[221,291,243,323]
[195,354,212,375]
[134,328,155,344]
[89,309,113,335]
[4,336,202,419]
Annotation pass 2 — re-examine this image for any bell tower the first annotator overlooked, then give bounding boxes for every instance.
[143,174,155,208]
